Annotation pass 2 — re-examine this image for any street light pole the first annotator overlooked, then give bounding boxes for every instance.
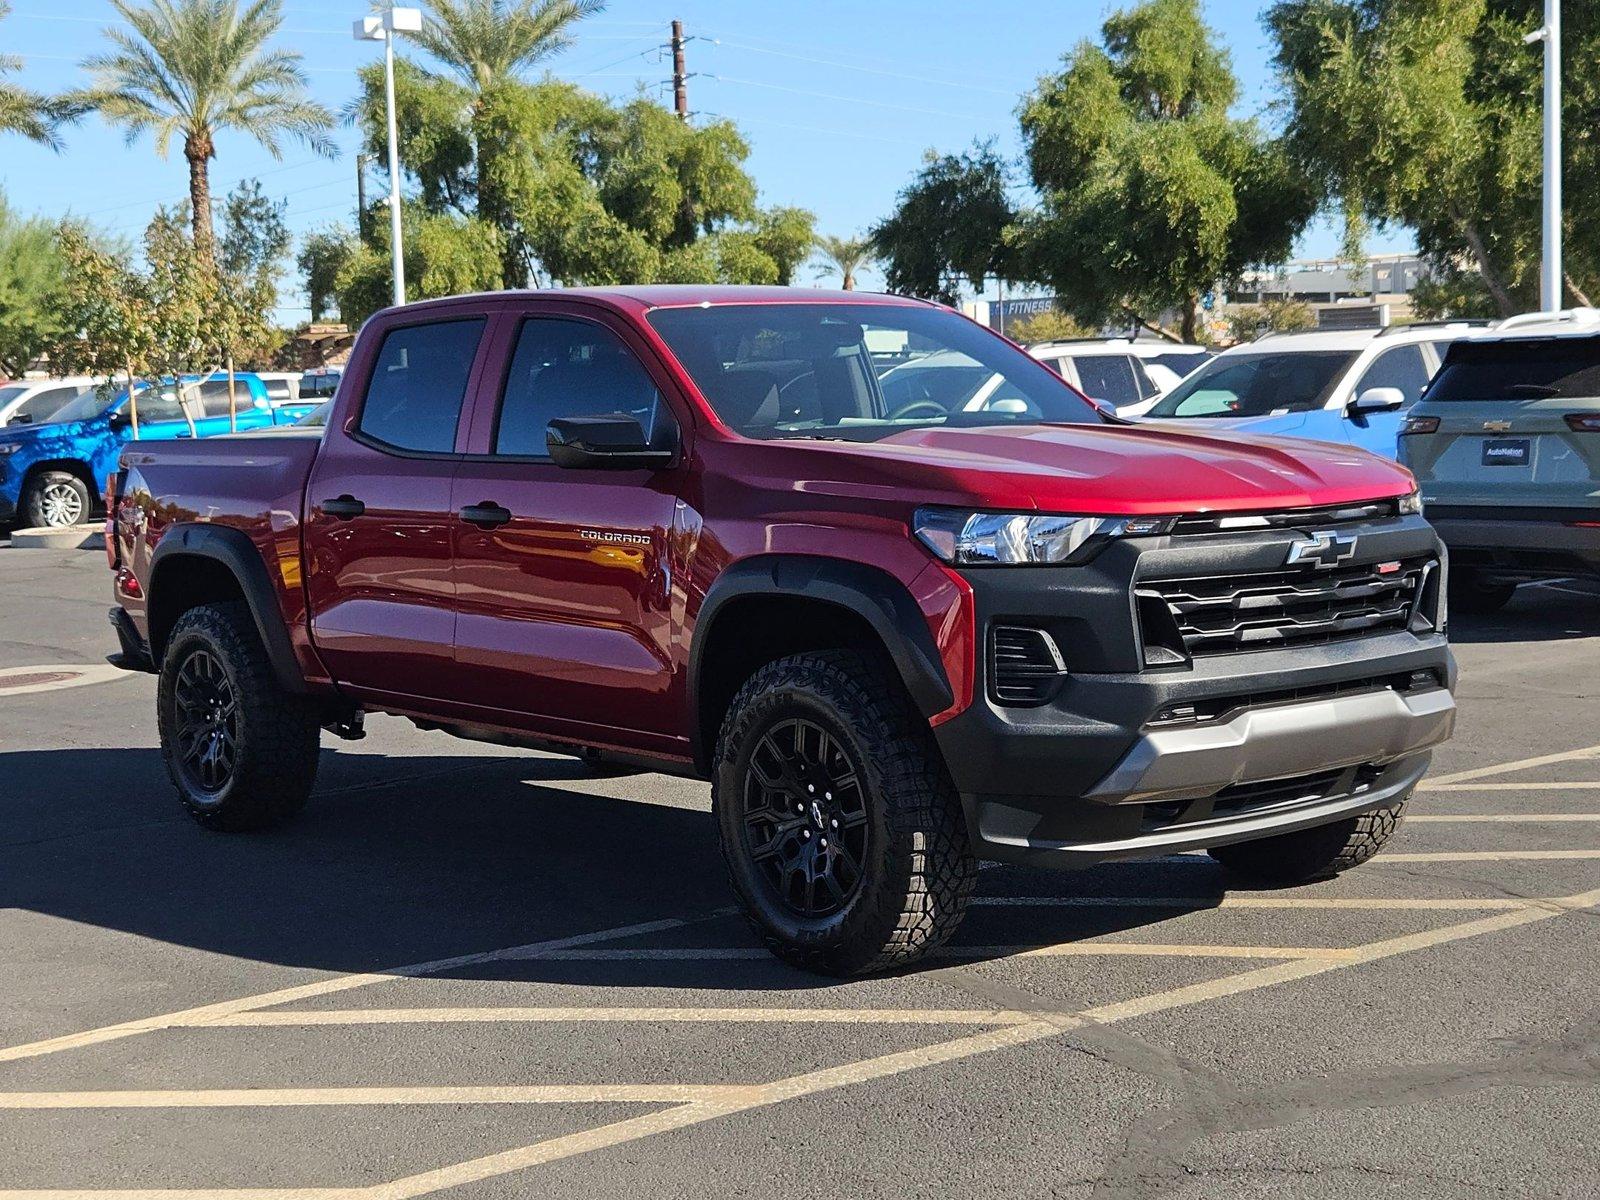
[355,8,422,308]
[1528,1,1562,311]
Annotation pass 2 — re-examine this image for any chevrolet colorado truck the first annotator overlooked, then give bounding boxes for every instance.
[107,287,1457,975]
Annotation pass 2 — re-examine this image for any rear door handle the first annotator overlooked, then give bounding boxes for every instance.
[322,495,365,519]
[459,501,512,529]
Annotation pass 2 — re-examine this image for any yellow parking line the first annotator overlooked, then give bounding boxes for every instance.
[1408,813,1600,822]
[970,895,1531,910]
[1426,743,1600,786]
[1419,782,1600,792]
[0,915,722,1065]
[1379,850,1600,861]
[202,1007,1048,1028]
[0,1085,743,1110]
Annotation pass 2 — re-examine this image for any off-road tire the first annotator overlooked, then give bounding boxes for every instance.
[157,601,321,831]
[22,470,92,529]
[1208,800,1405,883]
[712,649,977,976]
[1449,567,1516,615]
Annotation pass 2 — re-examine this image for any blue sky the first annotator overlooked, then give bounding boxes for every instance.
[1,0,1415,320]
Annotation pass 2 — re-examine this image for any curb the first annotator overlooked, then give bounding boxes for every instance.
[7,524,104,551]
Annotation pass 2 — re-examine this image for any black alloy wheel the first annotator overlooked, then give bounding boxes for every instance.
[741,717,870,918]
[171,647,240,796]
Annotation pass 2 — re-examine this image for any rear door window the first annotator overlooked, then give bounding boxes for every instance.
[1072,355,1140,407]
[358,318,486,453]
[1426,337,1600,402]
[492,317,672,457]
[1354,345,1432,408]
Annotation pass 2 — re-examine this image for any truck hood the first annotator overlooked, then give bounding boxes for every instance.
[0,416,96,447]
[803,422,1413,514]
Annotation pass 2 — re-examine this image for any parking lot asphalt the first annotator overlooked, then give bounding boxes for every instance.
[4,542,1600,1199]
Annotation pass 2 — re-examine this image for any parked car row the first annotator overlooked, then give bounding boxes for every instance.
[0,372,322,528]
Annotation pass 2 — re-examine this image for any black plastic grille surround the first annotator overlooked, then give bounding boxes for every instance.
[988,624,1067,706]
[1138,556,1433,657]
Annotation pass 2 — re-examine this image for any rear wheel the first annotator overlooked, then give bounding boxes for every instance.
[157,602,321,831]
[712,649,976,976]
[22,470,91,529]
[1208,801,1405,884]
[1449,567,1516,615]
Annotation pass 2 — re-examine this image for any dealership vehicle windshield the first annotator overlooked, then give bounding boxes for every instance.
[647,303,1096,440]
[1146,350,1357,418]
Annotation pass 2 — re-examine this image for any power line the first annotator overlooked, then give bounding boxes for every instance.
[704,75,986,122]
[703,36,1015,97]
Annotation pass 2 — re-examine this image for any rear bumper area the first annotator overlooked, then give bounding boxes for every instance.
[1428,507,1600,580]
[929,510,1456,866]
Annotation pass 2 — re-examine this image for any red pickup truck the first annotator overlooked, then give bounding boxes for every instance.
[107,287,1456,974]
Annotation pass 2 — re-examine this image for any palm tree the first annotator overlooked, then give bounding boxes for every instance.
[409,0,605,92]
[0,1,79,149]
[81,0,334,260]
[813,234,875,291]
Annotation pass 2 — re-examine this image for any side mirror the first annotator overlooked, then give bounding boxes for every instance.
[546,413,677,470]
[8,413,32,425]
[107,409,129,429]
[1349,386,1406,415]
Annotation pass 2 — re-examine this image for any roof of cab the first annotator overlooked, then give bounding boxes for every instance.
[377,285,936,318]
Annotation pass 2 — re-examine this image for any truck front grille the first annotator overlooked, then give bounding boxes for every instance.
[1138,556,1432,657]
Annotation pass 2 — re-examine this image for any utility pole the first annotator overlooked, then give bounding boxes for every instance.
[356,153,370,241]
[1528,0,1562,311]
[671,19,688,120]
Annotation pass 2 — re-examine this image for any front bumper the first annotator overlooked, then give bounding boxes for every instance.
[929,511,1456,867]
[1427,506,1600,580]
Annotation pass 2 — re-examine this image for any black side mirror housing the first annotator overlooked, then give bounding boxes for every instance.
[546,414,677,470]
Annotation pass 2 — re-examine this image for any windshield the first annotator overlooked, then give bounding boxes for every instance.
[1148,351,1211,378]
[45,387,120,423]
[646,303,1097,441]
[1146,350,1357,418]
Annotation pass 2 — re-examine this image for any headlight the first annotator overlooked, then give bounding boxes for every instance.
[914,507,1170,566]
[1397,489,1424,515]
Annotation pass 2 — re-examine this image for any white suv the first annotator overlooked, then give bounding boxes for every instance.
[1029,339,1212,414]
[0,377,99,428]
[1135,323,1483,459]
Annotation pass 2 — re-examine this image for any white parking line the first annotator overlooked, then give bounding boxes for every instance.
[1408,813,1600,822]
[528,942,1352,963]
[1379,850,1600,862]
[1425,743,1600,786]
[970,895,1532,910]
[1420,782,1600,792]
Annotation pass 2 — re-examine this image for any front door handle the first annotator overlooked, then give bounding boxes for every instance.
[459,501,512,529]
[322,495,365,519]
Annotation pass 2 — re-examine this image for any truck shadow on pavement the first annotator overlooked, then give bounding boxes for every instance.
[1447,580,1600,644]
[1,747,1234,989]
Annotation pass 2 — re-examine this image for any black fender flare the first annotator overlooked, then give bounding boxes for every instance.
[148,524,307,693]
[688,555,954,769]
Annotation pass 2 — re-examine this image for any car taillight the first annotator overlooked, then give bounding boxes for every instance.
[1400,415,1440,436]
[1564,414,1600,432]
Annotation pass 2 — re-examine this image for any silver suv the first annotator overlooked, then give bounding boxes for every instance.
[1399,308,1600,611]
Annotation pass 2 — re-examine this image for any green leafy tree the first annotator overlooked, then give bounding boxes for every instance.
[1223,298,1316,343]
[872,143,1015,304]
[1006,309,1096,343]
[216,180,290,367]
[80,0,334,260]
[0,194,69,377]
[298,227,358,322]
[411,0,603,90]
[0,1,81,148]
[813,234,875,290]
[334,204,503,324]
[1014,0,1315,342]
[1267,0,1600,314]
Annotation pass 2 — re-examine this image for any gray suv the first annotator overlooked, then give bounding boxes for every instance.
[1400,309,1600,611]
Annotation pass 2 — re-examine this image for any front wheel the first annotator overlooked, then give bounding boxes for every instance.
[157,602,321,831]
[712,650,977,976]
[22,470,92,529]
[1208,801,1405,884]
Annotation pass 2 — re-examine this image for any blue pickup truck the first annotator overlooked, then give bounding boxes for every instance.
[0,373,314,528]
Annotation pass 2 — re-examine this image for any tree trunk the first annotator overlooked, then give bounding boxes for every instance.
[1565,273,1593,308]
[125,355,139,440]
[1180,295,1199,344]
[842,269,855,291]
[1450,206,1515,316]
[185,133,215,264]
[226,353,237,434]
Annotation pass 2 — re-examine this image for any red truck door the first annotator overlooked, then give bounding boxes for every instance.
[302,314,490,702]
[444,308,688,755]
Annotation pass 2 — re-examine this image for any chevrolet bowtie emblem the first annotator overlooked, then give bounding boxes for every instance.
[1483,420,1513,433]
[1286,530,1358,570]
